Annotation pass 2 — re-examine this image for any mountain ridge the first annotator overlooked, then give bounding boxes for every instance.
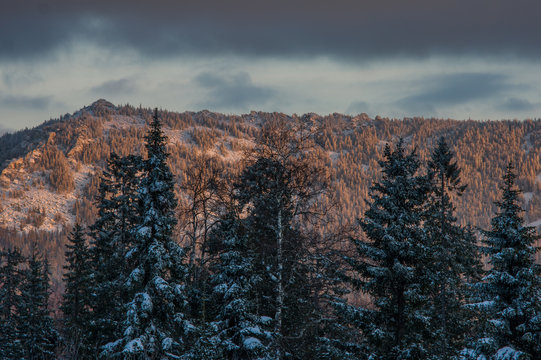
[2,99,541,231]
[1,100,541,281]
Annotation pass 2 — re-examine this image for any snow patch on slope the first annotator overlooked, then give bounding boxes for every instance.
[528,219,541,229]
[522,133,533,154]
[0,162,95,232]
[523,192,533,205]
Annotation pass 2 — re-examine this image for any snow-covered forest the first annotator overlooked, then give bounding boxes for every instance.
[1,110,540,360]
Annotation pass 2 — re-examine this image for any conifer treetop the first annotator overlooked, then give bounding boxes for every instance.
[145,108,170,164]
[428,136,467,195]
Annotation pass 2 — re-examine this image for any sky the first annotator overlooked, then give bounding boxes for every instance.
[1,0,541,131]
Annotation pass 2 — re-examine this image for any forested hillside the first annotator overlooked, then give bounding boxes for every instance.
[2,105,540,359]
[1,99,541,286]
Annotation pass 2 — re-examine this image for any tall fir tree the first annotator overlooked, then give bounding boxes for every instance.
[471,163,541,360]
[17,251,58,359]
[341,139,432,360]
[314,231,364,360]
[104,109,189,359]
[89,152,142,351]
[235,118,330,359]
[0,247,24,359]
[207,214,273,360]
[424,137,482,359]
[61,224,93,359]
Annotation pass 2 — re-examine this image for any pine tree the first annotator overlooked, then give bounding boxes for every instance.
[235,118,330,359]
[472,163,541,359]
[0,247,24,359]
[207,214,273,359]
[17,251,58,359]
[342,139,432,360]
[104,109,189,359]
[61,224,93,359]
[183,322,224,360]
[314,233,365,360]
[424,137,482,359]
[88,152,142,351]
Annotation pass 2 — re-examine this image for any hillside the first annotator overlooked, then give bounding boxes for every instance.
[1,99,541,281]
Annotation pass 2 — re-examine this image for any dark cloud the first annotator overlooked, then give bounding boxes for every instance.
[90,78,139,96]
[194,71,276,110]
[395,73,512,114]
[0,92,53,109]
[2,1,541,61]
[498,97,534,112]
[2,70,42,88]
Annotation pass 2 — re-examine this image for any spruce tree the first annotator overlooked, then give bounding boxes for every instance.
[183,322,224,360]
[61,224,93,359]
[342,139,432,360]
[315,237,365,360]
[424,137,482,359]
[208,214,273,359]
[472,163,541,359]
[235,118,330,359]
[104,109,189,359]
[0,247,24,359]
[89,152,142,351]
[17,251,58,359]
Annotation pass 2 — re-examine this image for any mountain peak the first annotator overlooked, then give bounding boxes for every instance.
[81,99,117,115]
[90,98,115,108]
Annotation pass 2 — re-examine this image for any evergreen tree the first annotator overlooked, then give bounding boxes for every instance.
[208,214,273,359]
[182,322,224,360]
[61,224,93,359]
[235,118,330,359]
[88,152,142,351]
[0,247,24,359]
[424,137,482,359]
[315,234,365,360]
[17,251,58,359]
[342,139,432,360]
[471,163,541,359]
[104,109,189,359]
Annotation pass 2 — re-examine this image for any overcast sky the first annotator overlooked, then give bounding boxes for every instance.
[1,0,540,131]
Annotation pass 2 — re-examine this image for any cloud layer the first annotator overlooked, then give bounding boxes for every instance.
[0,92,53,109]
[193,71,276,110]
[3,1,541,61]
[1,2,540,130]
[395,73,513,114]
